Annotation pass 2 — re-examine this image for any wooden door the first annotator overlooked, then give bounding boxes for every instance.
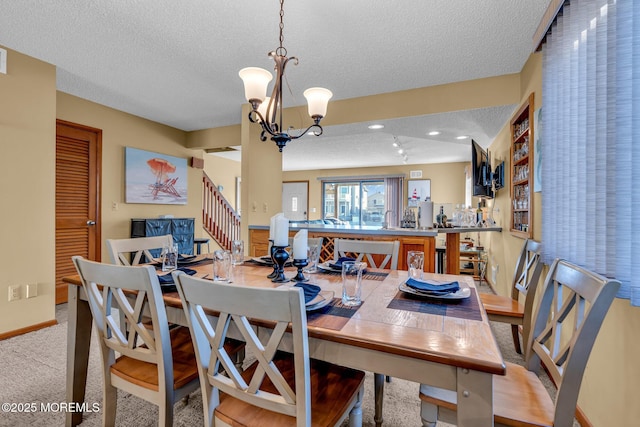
[55,120,102,304]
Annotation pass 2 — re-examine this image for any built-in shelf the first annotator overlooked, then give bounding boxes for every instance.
[509,93,534,239]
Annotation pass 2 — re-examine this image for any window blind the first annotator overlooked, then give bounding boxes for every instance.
[541,0,640,305]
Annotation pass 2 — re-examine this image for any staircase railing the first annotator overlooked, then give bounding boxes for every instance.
[202,172,240,251]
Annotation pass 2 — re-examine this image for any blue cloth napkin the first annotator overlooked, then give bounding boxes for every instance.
[294,283,321,303]
[405,278,460,295]
[329,256,356,269]
[157,267,196,285]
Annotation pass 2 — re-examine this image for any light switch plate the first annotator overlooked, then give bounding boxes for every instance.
[0,48,6,74]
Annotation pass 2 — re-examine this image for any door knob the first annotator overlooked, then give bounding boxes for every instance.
[87,220,96,226]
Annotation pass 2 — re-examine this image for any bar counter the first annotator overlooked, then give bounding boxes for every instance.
[248,224,501,274]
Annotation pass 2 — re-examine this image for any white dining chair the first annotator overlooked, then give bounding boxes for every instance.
[333,238,399,425]
[479,238,544,355]
[173,271,366,427]
[106,234,173,265]
[419,259,620,427]
[71,256,200,426]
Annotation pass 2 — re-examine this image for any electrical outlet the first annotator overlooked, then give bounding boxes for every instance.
[8,285,20,301]
[263,202,268,213]
[26,283,38,298]
[491,265,499,284]
[112,201,119,211]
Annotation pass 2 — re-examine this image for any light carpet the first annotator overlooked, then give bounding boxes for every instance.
[0,286,563,427]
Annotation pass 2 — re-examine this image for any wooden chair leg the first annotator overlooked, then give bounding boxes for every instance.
[420,400,438,427]
[511,324,522,354]
[347,387,364,427]
[103,383,117,426]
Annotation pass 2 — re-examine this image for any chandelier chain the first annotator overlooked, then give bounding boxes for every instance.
[278,0,285,54]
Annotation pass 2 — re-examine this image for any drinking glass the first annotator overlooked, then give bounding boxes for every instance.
[407,251,424,280]
[303,244,320,273]
[231,240,244,265]
[341,261,366,307]
[161,243,178,272]
[212,250,232,282]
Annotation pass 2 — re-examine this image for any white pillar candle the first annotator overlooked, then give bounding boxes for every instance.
[269,214,279,241]
[273,214,289,247]
[292,229,308,260]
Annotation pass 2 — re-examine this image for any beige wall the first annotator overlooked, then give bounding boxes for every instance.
[283,162,468,221]
[203,153,241,220]
[0,48,56,331]
[56,93,207,250]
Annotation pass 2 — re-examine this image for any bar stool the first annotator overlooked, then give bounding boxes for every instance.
[194,237,210,255]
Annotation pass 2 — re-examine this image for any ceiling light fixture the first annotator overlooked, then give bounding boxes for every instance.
[393,136,409,164]
[368,124,385,130]
[239,0,332,152]
[456,135,469,140]
[428,131,441,136]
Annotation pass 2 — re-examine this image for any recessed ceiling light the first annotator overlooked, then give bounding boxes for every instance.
[428,131,441,136]
[456,135,469,140]
[368,124,384,130]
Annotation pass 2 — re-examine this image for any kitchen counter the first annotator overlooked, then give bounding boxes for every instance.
[249,224,501,273]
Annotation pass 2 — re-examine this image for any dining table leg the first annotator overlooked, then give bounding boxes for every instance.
[456,367,493,426]
[65,284,93,427]
[374,373,384,427]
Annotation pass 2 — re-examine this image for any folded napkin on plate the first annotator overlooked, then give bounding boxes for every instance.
[329,256,356,269]
[405,278,460,295]
[157,267,196,285]
[294,283,321,303]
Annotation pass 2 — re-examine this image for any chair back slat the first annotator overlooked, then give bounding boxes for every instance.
[106,235,173,265]
[174,272,311,424]
[72,256,172,369]
[526,259,620,426]
[334,239,400,269]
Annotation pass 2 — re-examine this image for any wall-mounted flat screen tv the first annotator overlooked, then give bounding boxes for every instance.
[471,139,493,198]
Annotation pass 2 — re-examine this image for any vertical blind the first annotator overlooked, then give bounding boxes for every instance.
[385,176,404,227]
[541,0,640,305]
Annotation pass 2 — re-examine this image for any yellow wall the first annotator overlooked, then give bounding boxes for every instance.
[0,48,56,331]
[283,162,468,221]
[56,93,208,251]
[203,153,241,216]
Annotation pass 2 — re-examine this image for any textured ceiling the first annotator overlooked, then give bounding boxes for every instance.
[0,0,551,170]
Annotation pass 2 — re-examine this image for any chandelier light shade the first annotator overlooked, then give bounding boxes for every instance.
[239,0,332,152]
[238,67,273,103]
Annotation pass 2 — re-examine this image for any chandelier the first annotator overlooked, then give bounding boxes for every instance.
[238,0,333,152]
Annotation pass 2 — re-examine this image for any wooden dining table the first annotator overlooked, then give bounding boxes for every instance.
[64,257,505,427]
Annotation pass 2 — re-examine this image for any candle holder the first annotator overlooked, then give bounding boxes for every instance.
[267,240,278,279]
[271,245,290,283]
[292,258,309,282]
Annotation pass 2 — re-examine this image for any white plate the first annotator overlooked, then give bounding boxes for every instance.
[251,256,273,264]
[398,281,471,300]
[251,256,293,266]
[317,262,342,272]
[306,290,334,311]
